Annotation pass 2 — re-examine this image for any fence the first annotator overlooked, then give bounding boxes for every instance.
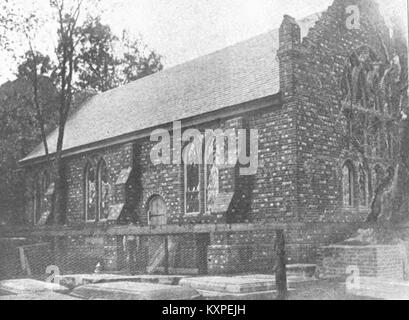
[0,223,288,299]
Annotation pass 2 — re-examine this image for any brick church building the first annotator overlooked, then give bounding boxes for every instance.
[19,0,408,273]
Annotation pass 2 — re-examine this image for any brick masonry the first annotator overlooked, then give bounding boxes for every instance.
[318,245,405,280]
[21,0,407,274]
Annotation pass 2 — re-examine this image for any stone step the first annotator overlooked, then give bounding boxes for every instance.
[55,274,185,289]
[70,281,201,300]
[180,275,309,300]
[179,276,276,294]
[0,279,69,295]
[180,274,318,295]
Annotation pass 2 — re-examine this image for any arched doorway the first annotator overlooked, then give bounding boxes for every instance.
[148,195,167,226]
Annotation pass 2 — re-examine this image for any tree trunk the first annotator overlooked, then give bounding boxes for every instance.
[366,166,396,223]
[52,152,64,225]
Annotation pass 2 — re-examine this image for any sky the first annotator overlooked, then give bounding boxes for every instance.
[0,0,407,84]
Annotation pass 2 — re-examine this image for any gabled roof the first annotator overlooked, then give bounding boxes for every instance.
[21,13,320,163]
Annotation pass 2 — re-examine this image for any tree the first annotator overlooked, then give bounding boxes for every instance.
[49,0,89,224]
[0,0,14,51]
[6,0,97,225]
[119,30,163,84]
[0,75,58,224]
[75,18,163,92]
[0,1,58,224]
[340,22,409,224]
[75,16,120,92]
[1,0,163,225]
[17,51,58,156]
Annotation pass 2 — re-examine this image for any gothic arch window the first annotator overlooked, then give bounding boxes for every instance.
[33,178,41,224]
[84,161,97,221]
[358,165,368,207]
[182,132,221,215]
[97,159,110,221]
[183,141,201,215]
[33,171,50,224]
[204,136,219,214]
[40,171,50,212]
[342,161,355,207]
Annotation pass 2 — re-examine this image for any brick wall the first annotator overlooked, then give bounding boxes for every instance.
[247,107,298,222]
[319,245,405,280]
[280,0,400,224]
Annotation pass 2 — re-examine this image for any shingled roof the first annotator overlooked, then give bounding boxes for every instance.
[22,13,320,163]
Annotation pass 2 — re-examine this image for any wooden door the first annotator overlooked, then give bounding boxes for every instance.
[148,196,167,226]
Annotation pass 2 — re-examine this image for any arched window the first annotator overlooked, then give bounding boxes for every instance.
[40,171,50,213]
[358,165,368,207]
[33,171,50,224]
[33,179,41,224]
[204,136,219,213]
[84,161,97,221]
[343,161,355,207]
[183,140,202,215]
[97,159,110,221]
[182,132,222,215]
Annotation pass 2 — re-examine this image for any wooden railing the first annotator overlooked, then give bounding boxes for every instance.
[0,222,296,238]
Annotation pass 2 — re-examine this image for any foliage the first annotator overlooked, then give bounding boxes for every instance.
[0,77,58,224]
[340,24,409,224]
[75,16,120,92]
[75,17,163,92]
[119,30,163,84]
[0,0,14,51]
[0,0,163,224]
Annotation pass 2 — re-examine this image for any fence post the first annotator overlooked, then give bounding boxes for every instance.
[195,233,211,275]
[128,236,136,275]
[164,236,169,275]
[53,236,62,272]
[275,229,287,300]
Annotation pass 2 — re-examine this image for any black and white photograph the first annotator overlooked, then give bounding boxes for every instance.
[0,0,408,302]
